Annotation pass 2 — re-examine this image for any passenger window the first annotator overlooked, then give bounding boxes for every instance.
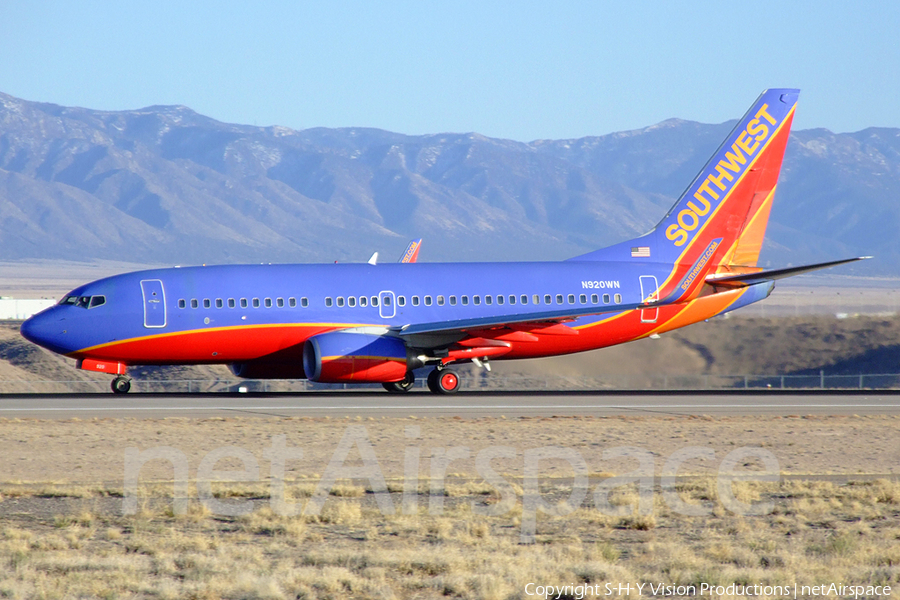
[508,295,516,305]
[614,293,622,304]
[397,296,405,307]
[337,297,345,307]
[544,294,552,304]
[533,294,540,305]
[228,298,236,308]
[474,295,481,305]
[424,296,432,306]
[437,295,444,306]
[276,298,284,308]
[348,296,356,307]
[178,299,186,309]
[412,296,420,306]
[591,294,599,304]
[301,298,309,308]
[580,294,587,304]
[288,297,296,308]
[216,298,223,308]
[496,295,504,305]
[521,295,528,305]
[449,295,456,306]
[325,297,333,307]
[556,294,564,304]
[359,296,367,307]
[264,298,272,308]
[203,299,211,309]
[252,298,260,308]
[603,294,610,304]
[372,296,379,307]
[240,298,248,308]
[462,295,469,305]
[191,299,199,309]
[89,295,106,308]
[485,296,492,305]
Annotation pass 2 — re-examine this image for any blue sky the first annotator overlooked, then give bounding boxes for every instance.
[2,1,898,141]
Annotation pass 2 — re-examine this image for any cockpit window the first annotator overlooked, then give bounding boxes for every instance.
[61,294,106,309]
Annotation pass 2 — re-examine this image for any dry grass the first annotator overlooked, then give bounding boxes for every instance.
[0,478,898,599]
[1,413,898,597]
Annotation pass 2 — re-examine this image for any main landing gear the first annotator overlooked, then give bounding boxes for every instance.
[111,376,132,394]
[427,366,460,394]
[380,366,462,394]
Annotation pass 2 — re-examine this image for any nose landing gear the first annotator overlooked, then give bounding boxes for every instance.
[382,371,416,393]
[111,376,132,394]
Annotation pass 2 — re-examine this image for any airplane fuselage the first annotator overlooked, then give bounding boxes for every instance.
[21,260,771,375]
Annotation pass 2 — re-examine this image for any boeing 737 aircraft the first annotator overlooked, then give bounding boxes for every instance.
[21,89,866,394]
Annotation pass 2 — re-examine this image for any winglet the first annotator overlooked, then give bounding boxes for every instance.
[399,239,422,263]
[368,252,378,266]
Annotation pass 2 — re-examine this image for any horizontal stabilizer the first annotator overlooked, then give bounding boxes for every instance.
[706,257,871,287]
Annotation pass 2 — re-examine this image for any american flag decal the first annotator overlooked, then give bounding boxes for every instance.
[631,246,650,258]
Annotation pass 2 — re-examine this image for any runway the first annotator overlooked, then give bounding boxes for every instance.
[0,390,898,418]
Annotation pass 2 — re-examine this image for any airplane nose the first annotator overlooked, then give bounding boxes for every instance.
[21,309,74,354]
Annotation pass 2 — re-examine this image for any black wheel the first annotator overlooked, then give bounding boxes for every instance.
[427,367,460,394]
[111,376,131,394]
[382,372,415,393]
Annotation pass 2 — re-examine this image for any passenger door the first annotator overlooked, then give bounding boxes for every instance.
[639,275,659,323]
[140,279,167,328]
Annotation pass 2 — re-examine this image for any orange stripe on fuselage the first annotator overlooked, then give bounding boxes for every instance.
[68,323,372,365]
[501,288,749,360]
[646,287,745,336]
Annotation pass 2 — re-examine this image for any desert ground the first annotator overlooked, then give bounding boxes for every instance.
[0,414,898,599]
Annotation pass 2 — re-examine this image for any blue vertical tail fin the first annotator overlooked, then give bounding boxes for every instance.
[570,89,799,302]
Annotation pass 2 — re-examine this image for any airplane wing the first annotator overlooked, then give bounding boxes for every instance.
[399,239,422,263]
[706,257,870,288]
[397,300,650,344]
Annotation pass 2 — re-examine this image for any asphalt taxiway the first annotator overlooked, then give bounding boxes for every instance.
[0,390,898,419]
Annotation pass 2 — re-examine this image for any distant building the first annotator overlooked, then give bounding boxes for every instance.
[0,297,56,320]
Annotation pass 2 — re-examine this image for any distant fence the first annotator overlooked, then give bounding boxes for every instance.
[3,371,900,394]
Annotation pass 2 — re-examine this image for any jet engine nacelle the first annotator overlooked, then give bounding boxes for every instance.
[229,362,305,379]
[302,331,409,383]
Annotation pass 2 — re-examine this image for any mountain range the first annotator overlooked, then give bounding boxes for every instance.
[0,92,897,274]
